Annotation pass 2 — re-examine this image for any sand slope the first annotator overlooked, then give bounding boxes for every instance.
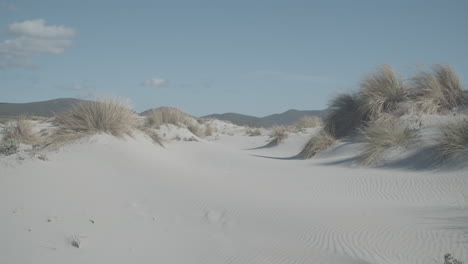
[1,132,467,264]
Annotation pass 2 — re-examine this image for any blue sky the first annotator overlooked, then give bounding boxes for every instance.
[1,0,467,116]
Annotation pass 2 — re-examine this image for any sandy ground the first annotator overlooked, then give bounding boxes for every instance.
[1,128,467,264]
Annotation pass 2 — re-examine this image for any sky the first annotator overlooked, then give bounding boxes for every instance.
[0,0,467,117]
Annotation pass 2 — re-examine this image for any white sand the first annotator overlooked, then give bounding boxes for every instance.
[1,126,467,264]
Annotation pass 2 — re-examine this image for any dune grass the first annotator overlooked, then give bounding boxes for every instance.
[2,115,38,145]
[269,126,288,145]
[298,128,337,159]
[434,119,468,162]
[359,65,409,120]
[246,128,262,136]
[324,93,364,139]
[145,107,193,128]
[46,99,138,149]
[359,116,417,166]
[296,116,324,129]
[412,64,464,114]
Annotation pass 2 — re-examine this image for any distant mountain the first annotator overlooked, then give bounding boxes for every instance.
[202,109,329,127]
[0,98,87,118]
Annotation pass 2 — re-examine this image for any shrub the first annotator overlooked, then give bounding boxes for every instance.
[3,115,38,144]
[145,107,192,128]
[269,126,288,145]
[412,64,464,114]
[298,128,337,159]
[324,93,364,138]
[1,138,19,155]
[435,119,468,161]
[47,99,137,148]
[246,128,262,136]
[359,65,409,120]
[204,125,216,136]
[296,116,324,129]
[444,253,463,264]
[358,116,417,166]
[187,123,204,137]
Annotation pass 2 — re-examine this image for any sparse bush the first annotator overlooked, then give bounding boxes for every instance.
[1,138,19,155]
[3,115,38,144]
[145,107,192,128]
[296,116,324,129]
[359,116,417,166]
[204,125,216,136]
[412,64,464,114]
[141,128,163,146]
[435,119,468,161]
[444,253,463,264]
[246,128,262,136]
[359,65,409,120]
[46,99,137,149]
[269,126,288,145]
[324,93,364,138]
[187,123,204,137]
[298,128,337,159]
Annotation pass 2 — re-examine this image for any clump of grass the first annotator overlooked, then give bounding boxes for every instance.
[298,128,337,159]
[434,119,468,162]
[443,253,463,264]
[269,126,288,145]
[46,99,138,149]
[145,107,192,128]
[324,93,364,139]
[359,65,409,120]
[2,115,38,145]
[204,125,216,136]
[187,123,204,137]
[359,116,417,166]
[412,64,464,114]
[246,128,262,136]
[296,116,324,129]
[1,138,20,155]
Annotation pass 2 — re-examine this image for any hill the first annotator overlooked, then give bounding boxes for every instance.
[0,98,87,118]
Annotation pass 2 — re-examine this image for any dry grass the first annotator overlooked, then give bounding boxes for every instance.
[269,126,288,145]
[187,123,204,137]
[298,128,337,159]
[324,93,364,138]
[434,119,468,162]
[246,128,262,136]
[412,64,464,114]
[2,115,38,145]
[358,116,417,166]
[46,99,138,149]
[359,65,409,120]
[296,116,324,129]
[204,125,217,136]
[145,107,192,128]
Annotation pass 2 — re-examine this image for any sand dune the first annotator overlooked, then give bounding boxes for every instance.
[1,127,467,264]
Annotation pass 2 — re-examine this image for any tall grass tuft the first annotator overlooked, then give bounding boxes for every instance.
[359,116,417,166]
[359,65,408,120]
[2,115,38,145]
[435,119,468,162]
[296,116,324,129]
[145,107,192,128]
[46,99,137,149]
[269,126,288,145]
[324,93,364,139]
[298,128,337,159]
[412,64,464,114]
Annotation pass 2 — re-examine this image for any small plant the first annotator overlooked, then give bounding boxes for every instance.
[145,107,193,128]
[298,128,337,159]
[269,126,288,145]
[296,116,324,129]
[246,128,262,136]
[444,253,463,264]
[204,125,216,136]
[435,119,468,161]
[359,65,408,120]
[1,138,19,155]
[187,123,204,137]
[324,93,365,138]
[359,116,417,166]
[3,115,38,145]
[412,64,464,114]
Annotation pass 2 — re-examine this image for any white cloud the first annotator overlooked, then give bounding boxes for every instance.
[8,19,75,38]
[142,77,168,87]
[0,19,75,69]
